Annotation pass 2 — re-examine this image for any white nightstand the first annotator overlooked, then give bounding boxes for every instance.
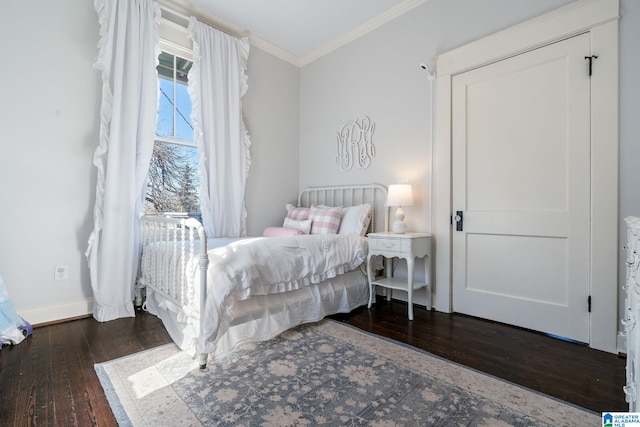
[366,232,432,320]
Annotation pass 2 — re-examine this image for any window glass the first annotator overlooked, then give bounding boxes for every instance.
[145,142,199,214]
[175,56,193,141]
[145,51,199,219]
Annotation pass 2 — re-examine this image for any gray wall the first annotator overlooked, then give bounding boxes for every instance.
[0,1,299,323]
[0,1,99,323]
[245,47,300,236]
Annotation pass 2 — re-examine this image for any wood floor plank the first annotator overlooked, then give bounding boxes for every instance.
[0,342,22,422]
[0,333,37,425]
[49,321,82,426]
[65,320,106,427]
[10,326,52,426]
[26,325,53,427]
[75,320,119,427]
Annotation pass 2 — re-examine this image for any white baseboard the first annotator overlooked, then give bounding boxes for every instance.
[18,299,94,326]
[618,332,628,355]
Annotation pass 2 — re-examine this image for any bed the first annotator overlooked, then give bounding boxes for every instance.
[136,184,387,369]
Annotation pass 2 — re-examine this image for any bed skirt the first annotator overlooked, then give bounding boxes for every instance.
[144,269,368,361]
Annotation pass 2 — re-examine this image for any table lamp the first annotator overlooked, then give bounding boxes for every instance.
[386,184,413,233]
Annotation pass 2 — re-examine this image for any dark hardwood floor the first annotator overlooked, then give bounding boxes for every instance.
[335,298,627,414]
[0,299,625,425]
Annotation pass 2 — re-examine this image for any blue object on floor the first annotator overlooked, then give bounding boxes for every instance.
[0,275,32,348]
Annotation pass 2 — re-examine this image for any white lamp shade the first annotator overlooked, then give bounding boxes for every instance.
[386,184,413,207]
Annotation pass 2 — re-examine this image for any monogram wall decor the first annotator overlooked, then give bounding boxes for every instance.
[336,116,376,172]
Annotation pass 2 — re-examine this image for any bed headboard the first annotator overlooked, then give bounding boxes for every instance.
[297,183,388,233]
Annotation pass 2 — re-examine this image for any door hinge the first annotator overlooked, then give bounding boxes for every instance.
[585,55,598,77]
[588,295,592,313]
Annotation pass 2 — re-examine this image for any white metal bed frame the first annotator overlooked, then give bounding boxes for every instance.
[137,183,387,370]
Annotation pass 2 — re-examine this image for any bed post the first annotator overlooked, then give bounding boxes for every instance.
[135,217,149,310]
[198,245,208,371]
[186,218,209,372]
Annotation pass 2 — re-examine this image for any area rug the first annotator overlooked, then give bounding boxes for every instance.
[95,320,598,426]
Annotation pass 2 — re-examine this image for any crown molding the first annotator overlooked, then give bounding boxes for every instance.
[249,36,303,67]
[299,0,429,66]
[158,0,429,68]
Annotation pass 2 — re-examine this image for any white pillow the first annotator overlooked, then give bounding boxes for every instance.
[338,204,372,236]
[283,217,312,234]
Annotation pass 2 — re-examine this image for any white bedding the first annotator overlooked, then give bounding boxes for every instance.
[207,234,367,299]
[141,233,368,356]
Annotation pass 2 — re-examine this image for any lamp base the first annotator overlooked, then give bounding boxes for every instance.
[392,206,407,234]
[392,221,407,234]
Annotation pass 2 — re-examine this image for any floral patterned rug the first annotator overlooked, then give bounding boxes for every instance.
[95,319,598,426]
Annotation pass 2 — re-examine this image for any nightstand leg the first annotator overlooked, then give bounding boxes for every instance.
[385,258,392,301]
[425,254,432,311]
[407,257,414,320]
[367,254,374,309]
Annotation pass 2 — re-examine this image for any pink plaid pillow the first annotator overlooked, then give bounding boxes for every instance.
[310,206,342,234]
[285,203,310,220]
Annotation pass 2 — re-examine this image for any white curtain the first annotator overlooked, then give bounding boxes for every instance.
[188,17,251,238]
[86,0,160,321]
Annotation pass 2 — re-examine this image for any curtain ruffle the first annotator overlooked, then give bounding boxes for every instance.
[86,0,113,265]
[238,37,251,237]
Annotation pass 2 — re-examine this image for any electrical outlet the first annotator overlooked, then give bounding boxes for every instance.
[54,265,68,281]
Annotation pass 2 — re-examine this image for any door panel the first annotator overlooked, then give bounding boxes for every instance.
[466,234,567,304]
[452,33,591,342]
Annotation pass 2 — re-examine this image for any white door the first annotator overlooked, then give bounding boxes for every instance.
[451,33,591,342]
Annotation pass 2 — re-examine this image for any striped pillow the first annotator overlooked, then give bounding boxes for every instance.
[283,217,312,234]
[310,206,342,234]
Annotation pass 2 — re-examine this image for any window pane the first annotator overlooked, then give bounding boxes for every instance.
[175,56,191,84]
[176,81,193,141]
[157,77,175,137]
[145,142,200,215]
[156,51,193,142]
[147,51,198,219]
[157,51,175,80]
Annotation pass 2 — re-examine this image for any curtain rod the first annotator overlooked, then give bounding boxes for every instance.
[157,2,246,39]
[160,4,190,21]
[159,3,188,21]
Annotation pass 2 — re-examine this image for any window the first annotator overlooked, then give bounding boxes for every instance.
[145,51,200,220]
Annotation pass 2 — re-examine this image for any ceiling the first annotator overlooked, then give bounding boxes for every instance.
[186,0,427,65]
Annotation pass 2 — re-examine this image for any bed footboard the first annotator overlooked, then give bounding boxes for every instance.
[137,215,209,370]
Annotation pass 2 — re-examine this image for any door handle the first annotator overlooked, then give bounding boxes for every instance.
[454,211,463,231]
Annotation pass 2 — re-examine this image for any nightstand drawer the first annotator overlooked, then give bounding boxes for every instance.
[369,237,408,254]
